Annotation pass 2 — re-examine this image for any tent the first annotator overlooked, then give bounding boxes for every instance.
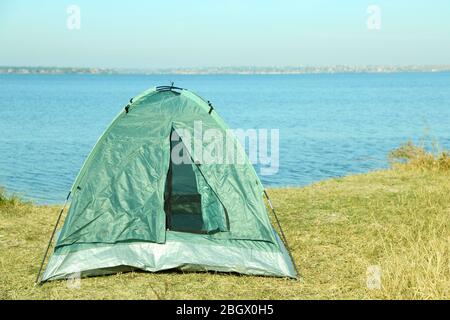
[37,85,297,283]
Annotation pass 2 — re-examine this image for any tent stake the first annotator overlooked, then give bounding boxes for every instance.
[35,191,71,285]
[264,190,300,278]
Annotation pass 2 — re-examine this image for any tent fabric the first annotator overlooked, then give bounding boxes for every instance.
[42,231,296,281]
[41,87,297,281]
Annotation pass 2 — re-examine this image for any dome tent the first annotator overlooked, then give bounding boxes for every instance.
[37,85,297,283]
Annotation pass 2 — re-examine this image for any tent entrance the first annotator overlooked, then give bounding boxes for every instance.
[164,129,230,235]
[164,130,206,234]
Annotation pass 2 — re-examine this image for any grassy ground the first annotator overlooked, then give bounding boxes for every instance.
[1,144,449,299]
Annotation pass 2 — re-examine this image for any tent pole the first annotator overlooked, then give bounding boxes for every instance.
[264,190,299,277]
[35,191,71,285]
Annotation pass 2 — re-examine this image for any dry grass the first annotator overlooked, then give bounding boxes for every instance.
[0,148,449,299]
[389,140,450,172]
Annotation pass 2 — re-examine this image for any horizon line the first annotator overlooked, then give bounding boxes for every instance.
[2,64,450,75]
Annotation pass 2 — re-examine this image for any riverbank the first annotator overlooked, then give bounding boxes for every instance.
[1,162,448,299]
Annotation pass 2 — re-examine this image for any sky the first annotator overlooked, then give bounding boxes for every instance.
[0,0,449,68]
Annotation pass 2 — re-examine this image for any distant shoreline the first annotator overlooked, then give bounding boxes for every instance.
[1,65,450,75]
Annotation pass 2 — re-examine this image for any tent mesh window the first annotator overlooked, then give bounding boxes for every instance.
[164,130,206,233]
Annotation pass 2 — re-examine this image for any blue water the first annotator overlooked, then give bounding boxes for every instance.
[1,73,450,203]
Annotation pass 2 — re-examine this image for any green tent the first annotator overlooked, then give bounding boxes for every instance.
[38,86,297,282]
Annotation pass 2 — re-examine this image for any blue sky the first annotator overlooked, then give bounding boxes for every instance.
[0,0,449,68]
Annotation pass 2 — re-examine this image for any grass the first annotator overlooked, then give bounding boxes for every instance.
[389,140,450,171]
[0,145,449,299]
